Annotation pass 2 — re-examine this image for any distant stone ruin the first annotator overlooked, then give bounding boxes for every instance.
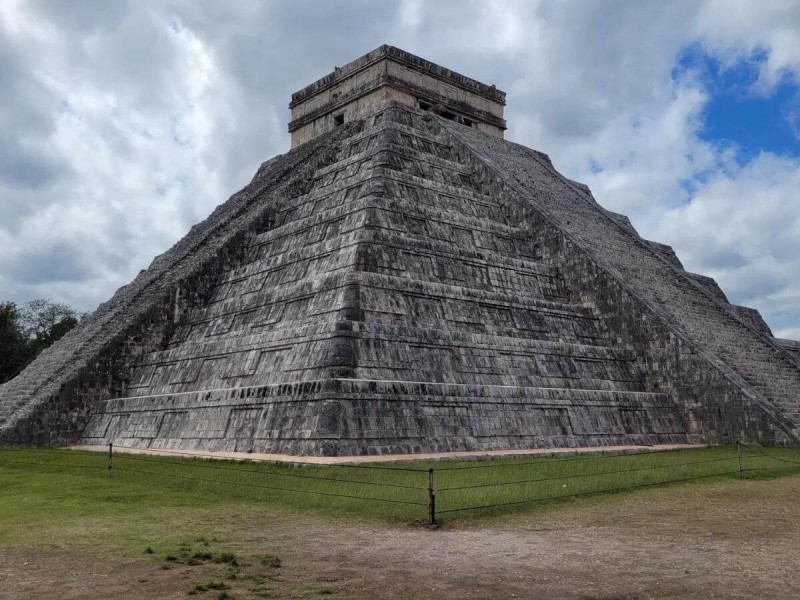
[1,45,799,455]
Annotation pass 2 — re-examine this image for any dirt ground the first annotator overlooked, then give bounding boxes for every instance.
[1,475,799,599]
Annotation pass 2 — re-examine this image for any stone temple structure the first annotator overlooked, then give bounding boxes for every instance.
[2,45,800,455]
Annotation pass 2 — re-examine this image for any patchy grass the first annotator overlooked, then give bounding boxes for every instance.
[1,444,798,598]
[299,583,337,596]
[1,459,800,599]
[193,579,230,592]
[259,555,282,569]
[215,552,239,566]
[134,535,280,598]
[0,444,798,545]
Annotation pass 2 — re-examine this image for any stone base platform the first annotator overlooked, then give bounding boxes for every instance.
[71,441,706,465]
[80,379,688,456]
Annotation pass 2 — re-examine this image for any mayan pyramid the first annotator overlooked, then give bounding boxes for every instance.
[2,45,799,455]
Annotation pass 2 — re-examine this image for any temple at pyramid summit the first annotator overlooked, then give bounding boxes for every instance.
[2,45,800,455]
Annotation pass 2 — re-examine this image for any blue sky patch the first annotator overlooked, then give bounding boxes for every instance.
[675,43,800,163]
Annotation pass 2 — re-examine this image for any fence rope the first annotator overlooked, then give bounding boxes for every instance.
[740,443,800,466]
[436,456,737,492]
[0,458,108,471]
[4,445,799,521]
[431,445,708,471]
[109,443,428,472]
[0,452,425,506]
[110,452,426,490]
[437,469,753,514]
[111,466,427,506]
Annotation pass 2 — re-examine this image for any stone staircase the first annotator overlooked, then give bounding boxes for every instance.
[342,112,669,403]
[3,100,795,452]
[67,106,686,453]
[0,123,361,443]
[444,117,800,439]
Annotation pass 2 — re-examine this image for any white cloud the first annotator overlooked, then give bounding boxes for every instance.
[696,0,800,91]
[654,153,800,328]
[419,0,800,337]
[777,327,800,340]
[398,0,422,29]
[0,0,798,339]
[0,2,239,308]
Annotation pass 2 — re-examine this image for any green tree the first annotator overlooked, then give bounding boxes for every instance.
[18,298,82,353]
[0,302,33,383]
[0,299,85,384]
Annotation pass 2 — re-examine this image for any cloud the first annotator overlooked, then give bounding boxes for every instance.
[654,152,800,330]
[0,0,241,308]
[0,0,798,340]
[695,0,800,91]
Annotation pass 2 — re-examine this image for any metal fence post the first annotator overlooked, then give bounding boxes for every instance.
[108,443,113,477]
[737,442,745,479]
[428,468,436,527]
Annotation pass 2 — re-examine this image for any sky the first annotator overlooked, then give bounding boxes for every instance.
[1,0,799,339]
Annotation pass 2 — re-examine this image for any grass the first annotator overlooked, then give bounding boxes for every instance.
[259,555,282,568]
[193,580,229,591]
[430,444,800,518]
[1,447,800,598]
[299,583,337,595]
[135,535,278,597]
[1,444,799,538]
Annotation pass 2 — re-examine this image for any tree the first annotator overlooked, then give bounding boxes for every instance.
[18,298,82,353]
[0,299,85,384]
[0,302,32,383]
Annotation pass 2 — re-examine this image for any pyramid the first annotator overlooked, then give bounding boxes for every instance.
[2,45,799,455]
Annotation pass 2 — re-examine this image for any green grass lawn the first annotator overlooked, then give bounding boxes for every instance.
[3,445,800,599]
[1,444,799,539]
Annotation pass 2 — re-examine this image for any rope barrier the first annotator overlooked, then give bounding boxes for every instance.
[436,456,737,492]
[0,452,426,506]
[0,458,108,471]
[4,444,798,523]
[437,469,752,514]
[1,446,100,458]
[431,445,715,471]
[739,443,800,466]
[111,452,426,490]
[111,466,426,506]
[109,444,428,472]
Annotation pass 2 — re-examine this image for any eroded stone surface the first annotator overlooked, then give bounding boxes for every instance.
[289,45,506,147]
[1,54,798,454]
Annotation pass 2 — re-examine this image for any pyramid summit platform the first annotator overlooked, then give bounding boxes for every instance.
[2,45,799,455]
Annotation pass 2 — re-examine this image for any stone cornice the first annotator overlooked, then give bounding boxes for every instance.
[290,44,506,108]
[288,73,507,133]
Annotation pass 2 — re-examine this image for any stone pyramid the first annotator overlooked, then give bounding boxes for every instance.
[2,45,799,455]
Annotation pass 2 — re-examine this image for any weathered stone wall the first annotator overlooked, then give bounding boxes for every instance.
[290,78,415,147]
[69,104,689,454]
[289,45,506,147]
[83,380,685,455]
[4,99,798,454]
[733,306,774,338]
[0,122,362,445]
[686,273,729,303]
[774,338,800,363]
[441,112,800,444]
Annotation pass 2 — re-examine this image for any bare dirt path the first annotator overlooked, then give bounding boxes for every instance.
[1,474,799,599]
